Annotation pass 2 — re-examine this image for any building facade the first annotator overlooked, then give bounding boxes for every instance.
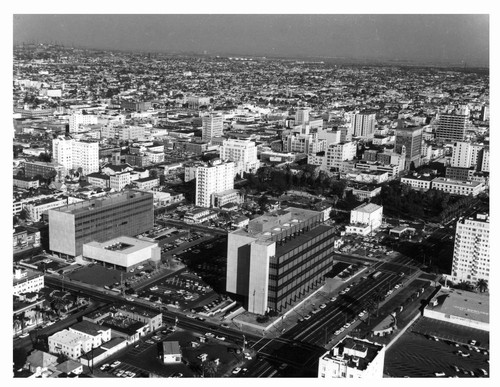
[436,106,469,142]
[226,207,338,315]
[195,160,234,208]
[201,112,224,142]
[450,213,489,284]
[395,125,423,169]
[221,139,260,176]
[48,190,154,257]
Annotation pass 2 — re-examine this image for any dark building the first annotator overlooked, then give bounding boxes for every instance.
[226,207,339,314]
[48,190,154,257]
[395,123,423,170]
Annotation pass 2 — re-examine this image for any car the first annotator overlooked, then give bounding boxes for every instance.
[279,363,288,370]
[170,373,183,378]
[334,330,341,335]
[304,314,311,320]
[205,332,215,338]
[110,361,121,368]
[134,344,140,348]
[221,323,230,328]
[145,340,154,344]
[311,309,320,315]
[434,372,446,377]
[232,367,242,375]
[116,370,124,377]
[99,364,109,371]
[19,333,29,338]
[358,311,366,317]
[244,353,252,360]
[319,303,327,309]
[186,314,196,319]
[215,335,226,341]
[478,368,488,376]
[298,318,304,323]
[451,365,460,372]
[469,339,477,346]
[394,284,401,289]
[343,323,350,329]
[460,352,470,358]
[330,296,337,302]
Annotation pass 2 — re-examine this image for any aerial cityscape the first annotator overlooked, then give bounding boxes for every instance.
[12,14,490,379]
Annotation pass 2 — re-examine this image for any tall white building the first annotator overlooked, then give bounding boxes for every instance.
[450,142,484,169]
[52,136,99,175]
[318,336,386,378]
[351,113,376,138]
[295,107,311,126]
[202,112,224,142]
[481,147,489,172]
[221,139,260,176]
[451,213,489,284]
[195,160,234,208]
[69,111,98,133]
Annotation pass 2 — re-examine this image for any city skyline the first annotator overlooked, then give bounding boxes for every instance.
[13,14,489,67]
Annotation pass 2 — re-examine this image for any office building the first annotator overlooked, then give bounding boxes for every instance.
[48,190,154,257]
[451,213,489,284]
[220,139,260,176]
[226,207,338,315]
[450,142,484,169]
[187,95,211,109]
[351,112,376,138]
[24,161,65,181]
[480,147,489,172]
[69,111,98,133]
[201,112,224,142]
[318,336,386,378]
[195,159,234,208]
[52,136,99,175]
[431,177,484,197]
[395,125,423,169]
[295,107,311,126]
[436,106,470,142]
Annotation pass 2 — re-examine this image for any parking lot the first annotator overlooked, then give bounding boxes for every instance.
[384,320,489,378]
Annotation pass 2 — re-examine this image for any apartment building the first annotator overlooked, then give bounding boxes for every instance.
[195,160,234,208]
[220,139,260,176]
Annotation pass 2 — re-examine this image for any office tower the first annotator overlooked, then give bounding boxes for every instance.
[52,136,74,173]
[52,136,99,175]
[451,213,489,284]
[220,139,260,176]
[295,107,311,126]
[48,190,154,257]
[201,112,224,142]
[450,142,484,169]
[195,160,234,208]
[351,112,376,138]
[395,125,423,169]
[73,141,99,175]
[318,337,386,378]
[436,106,470,142]
[328,142,357,168]
[226,207,339,315]
[480,147,489,172]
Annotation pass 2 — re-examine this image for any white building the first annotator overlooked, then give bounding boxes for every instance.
[69,111,98,133]
[202,112,224,142]
[351,112,376,138]
[195,160,234,208]
[481,147,489,172]
[308,142,357,170]
[48,330,93,361]
[52,136,99,175]
[318,336,386,378]
[110,172,131,191]
[23,197,68,222]
[401,175,434,191]
[221,139,260,176]
[82,236,161,270]
[346,203,383,236]
[431,177,484,197]
[451,213,489,284]
[450,142,484,169]
[13,267,44,296]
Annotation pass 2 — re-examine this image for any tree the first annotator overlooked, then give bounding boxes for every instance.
[13,347,28,370]
[475,279,488,293]
[203,360,219,377]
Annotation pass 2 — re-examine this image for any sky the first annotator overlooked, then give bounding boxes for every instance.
[13,14,489,67]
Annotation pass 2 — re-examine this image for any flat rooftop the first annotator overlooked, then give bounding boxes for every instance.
[84,236,156,253]
[432,177,483,187]
[352,203,382,214]
[321,336,384,371]
[426,288,489,324]
[51,190,152,215]
[275,224,333,256]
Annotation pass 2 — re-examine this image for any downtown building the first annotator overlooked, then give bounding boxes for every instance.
[450,213,489,284]
[436,105,470,142]
[220,139,260,176]
[226,207,338,315]
[52,136,99,176]
[48,190,154,258]
[201,112,224,142]
[394,124,423,170]
[195,159,234,208]
[351,112,376,138]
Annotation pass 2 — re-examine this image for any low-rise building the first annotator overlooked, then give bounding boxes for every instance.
[431,177,485,196]
[133,176,160,190]
[13,267,44,296]
[400,174,434,191]
[161,341,182,363]
[346,203,383,236]
[13,175,40,189]
[184,208,219,224]
[318,336,386,378]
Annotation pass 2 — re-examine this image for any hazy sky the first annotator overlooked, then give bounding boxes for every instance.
[13,14,489,66]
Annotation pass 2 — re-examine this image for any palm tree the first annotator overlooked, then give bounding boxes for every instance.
[475,279,488,293]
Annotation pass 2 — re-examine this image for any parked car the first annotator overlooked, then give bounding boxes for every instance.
[232,367,242,375]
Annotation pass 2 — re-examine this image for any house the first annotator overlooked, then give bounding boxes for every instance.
[56,359,83,375]
[25,350,58,375]
[161,341,182,363]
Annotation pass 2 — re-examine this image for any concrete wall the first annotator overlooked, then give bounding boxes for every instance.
[248,241,274,315]
[49,210,76,256]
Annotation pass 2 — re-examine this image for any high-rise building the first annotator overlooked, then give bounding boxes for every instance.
[48,190,154,257]
[450,142,484,169]
[351,113,376,138]
[450,213,489,284]
[201,112,224,142]
[220,139,260,176]
[195,160,234,208]
[226,207,339,315]
[52,136,99,175]
[436,106,470,142]
[318,336,386,378]
[395,125,423,169]
[480,147,490,172]
[295,107,311,126]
